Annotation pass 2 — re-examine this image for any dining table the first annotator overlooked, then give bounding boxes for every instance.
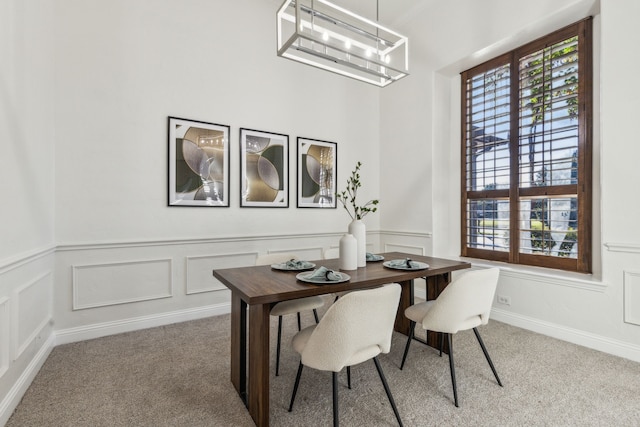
[212,251,471,427]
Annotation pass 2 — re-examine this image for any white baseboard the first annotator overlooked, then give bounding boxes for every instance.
[491,307,640,363]
[55,303,231,346]
[0,333,55,426]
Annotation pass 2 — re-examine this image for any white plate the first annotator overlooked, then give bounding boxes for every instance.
[296,270,351,284]
[366,254,384,262]
[383,260,429,271]
[271,261,316,271]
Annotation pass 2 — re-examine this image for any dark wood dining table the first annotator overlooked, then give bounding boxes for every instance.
[212,251,471,427]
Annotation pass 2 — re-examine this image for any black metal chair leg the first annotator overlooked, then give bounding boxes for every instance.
[447,333,459,407]
[373,357,404,427]
[332,371,339,427]
[473,327,503,387]
[400,321,415,370]
[313,308,319,323]
[439,332,444,357]
[288,362,304,412]
[347,366,351,389]
[276,316,283,376]
[297,312,302,331]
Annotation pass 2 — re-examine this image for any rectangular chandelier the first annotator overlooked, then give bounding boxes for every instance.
[276,0,409,87]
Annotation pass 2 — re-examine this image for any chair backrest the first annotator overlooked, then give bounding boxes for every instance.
[421,268,500,334]
[323,247,340,259]
[300,283,401,372]
[255,253,298,266]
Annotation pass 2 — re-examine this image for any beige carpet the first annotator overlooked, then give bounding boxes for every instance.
[6,309,640,427]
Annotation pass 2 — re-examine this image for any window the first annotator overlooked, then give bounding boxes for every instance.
[461,18,592,273]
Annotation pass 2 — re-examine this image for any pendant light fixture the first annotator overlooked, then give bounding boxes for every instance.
[276,0,409,87]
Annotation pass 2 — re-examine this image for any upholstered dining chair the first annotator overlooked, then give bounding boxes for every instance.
[399,267,503,407]
[255,253,326,376]
[288,283,404,427]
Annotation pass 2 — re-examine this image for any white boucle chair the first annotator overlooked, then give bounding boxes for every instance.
[399,267,503,407]
[288,283,403,427]
[255,253,325,376]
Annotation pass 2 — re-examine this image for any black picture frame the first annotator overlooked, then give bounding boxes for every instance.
[168,116,230,207]
[239,128,289,208]
[297,137,337,208]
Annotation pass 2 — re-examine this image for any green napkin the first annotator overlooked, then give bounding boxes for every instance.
[309,266,342,281]
[285,259,313,269]
[387,258,419,268]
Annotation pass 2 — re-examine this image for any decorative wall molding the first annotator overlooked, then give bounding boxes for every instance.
[267,246,325,258]
[0,333,54,427]
[186,252,256,295]
[383,243,426,255]
[499,268,607,292]
[12,272,52,360]
[0,297,9,379]
[55,303,230,346]
[624,270,640,326]
[491,308,640,363]
[0,244,55,275]
[57,231,347,252]
[467,260,607,292]
[378,230,433,238]
[72,258,173,310]
[604,242,640,253]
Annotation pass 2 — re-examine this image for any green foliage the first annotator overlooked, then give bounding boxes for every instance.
[522,37,579,124]
[558,228,577,257]
[336,161,379,220]
[529,220,556,252]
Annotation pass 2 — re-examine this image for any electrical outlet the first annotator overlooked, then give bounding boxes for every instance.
[497,294,511,306]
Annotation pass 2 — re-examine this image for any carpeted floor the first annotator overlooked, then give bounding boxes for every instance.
[6,308,640,427]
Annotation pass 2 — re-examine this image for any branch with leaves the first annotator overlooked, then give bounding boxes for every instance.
[336,161,379,220]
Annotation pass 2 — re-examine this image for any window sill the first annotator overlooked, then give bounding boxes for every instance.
[458,257,607,293]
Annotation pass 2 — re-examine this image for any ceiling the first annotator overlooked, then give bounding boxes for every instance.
[331,0,433,26]
[266,0,434,28]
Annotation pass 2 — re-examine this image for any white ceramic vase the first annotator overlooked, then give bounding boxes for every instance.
[348,219,366,267]
[339,233,357,270]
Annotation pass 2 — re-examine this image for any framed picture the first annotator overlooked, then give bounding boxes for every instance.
[168,117,230,207]
[297,137,337,208]
[239,128,289,208]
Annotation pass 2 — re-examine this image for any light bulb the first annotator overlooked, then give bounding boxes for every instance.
[322,32,329,41]
[366,49,373,57]
[345,39,351,49]
[385,55,390,64]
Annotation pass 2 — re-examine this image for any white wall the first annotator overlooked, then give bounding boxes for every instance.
[3,0,640,423]
[53,0,382,244]
[0,0,56,424]
[0,0,55,259]
[380,0,640,361]
[49,0,385,334]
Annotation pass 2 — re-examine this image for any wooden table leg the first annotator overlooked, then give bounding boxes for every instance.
[248,303,270,427]
[394,280,413,335]
[230,293,247,403]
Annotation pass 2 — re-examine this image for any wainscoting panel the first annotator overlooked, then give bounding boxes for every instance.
[72,259,172,310]
[0,297,9,378]
[624,270,640,326]
[267,246,324,261]
[383,242,425,255]
[13,272,52,360]
[186,252,257,295]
